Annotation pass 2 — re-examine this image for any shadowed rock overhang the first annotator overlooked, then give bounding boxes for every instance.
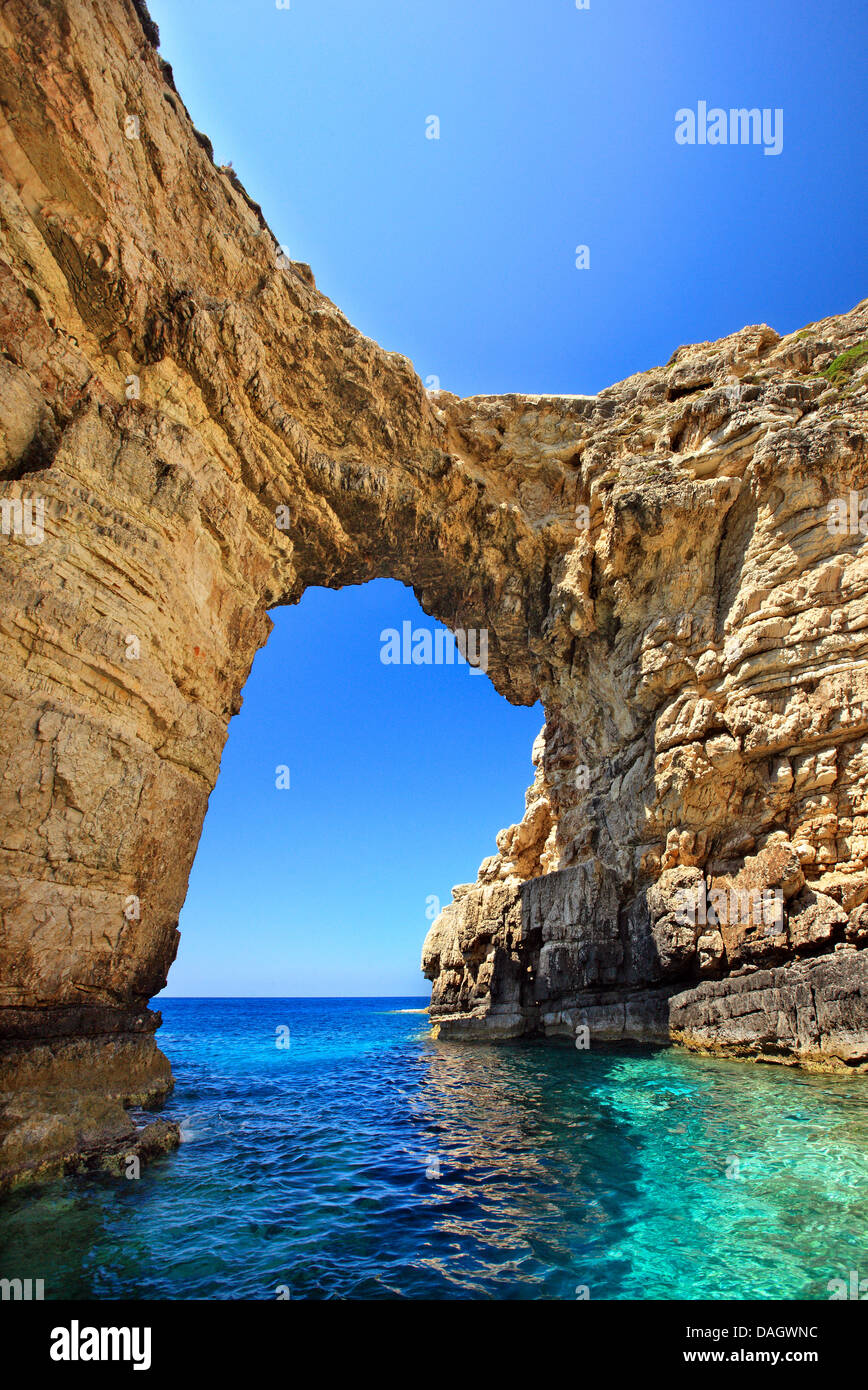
[0,0,867,1187]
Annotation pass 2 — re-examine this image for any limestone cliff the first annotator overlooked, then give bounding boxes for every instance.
[422,320,868,1063]
[0,0,866,1187]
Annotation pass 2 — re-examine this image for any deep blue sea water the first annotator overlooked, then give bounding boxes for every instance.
[2,997,867,1300]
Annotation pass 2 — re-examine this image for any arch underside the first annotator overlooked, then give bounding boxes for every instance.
[0,0,867,1185]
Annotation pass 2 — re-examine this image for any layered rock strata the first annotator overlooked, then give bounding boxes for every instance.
[0,0,866,1184]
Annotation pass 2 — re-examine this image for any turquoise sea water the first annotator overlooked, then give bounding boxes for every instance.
[2,997,867,1300]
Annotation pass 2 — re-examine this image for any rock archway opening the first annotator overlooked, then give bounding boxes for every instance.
[0,0,866,1189]
[161,578,546,1001]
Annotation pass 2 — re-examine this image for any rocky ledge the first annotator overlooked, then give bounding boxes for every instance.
[0,0,866,1186]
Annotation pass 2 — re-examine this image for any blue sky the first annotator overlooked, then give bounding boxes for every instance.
[160,585,543,996]
[149,0,867,995]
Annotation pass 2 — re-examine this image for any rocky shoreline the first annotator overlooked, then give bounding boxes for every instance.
[424,863,868,1070]
[0,0,866,1187]
[430,938,868,1074]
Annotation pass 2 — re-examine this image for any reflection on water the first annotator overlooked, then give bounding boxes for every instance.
[1,998,866,1300]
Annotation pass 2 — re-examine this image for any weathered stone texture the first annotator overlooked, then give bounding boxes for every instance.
[0,0,866,1183]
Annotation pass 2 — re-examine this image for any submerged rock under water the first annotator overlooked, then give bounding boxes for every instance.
[0,0,866,1186]
[3,1000,865,1300]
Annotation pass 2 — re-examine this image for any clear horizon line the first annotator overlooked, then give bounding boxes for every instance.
[154,993,432,999]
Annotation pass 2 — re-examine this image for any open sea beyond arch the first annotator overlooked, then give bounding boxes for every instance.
[3,997,867,1300]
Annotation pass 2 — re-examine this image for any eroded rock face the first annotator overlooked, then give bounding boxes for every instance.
[422,308,868,1061]
[0,0,866,1184]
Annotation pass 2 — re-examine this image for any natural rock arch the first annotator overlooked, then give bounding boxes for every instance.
[1,0,867,1185]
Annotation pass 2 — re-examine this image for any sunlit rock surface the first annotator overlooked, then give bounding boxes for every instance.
[0,0,866,1184]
